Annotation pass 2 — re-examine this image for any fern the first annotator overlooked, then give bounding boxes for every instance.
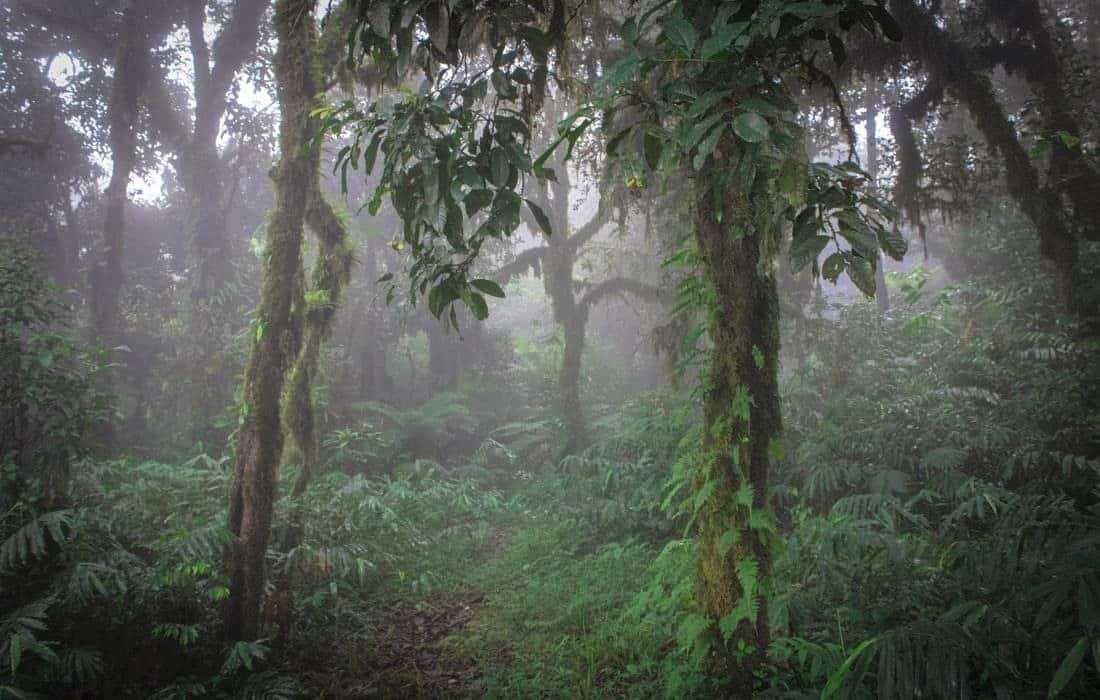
[153,623,201,647]
[0,599,58,677]
[46,648,105,687]
[66,562,127,604]
[147,679,209,699]
[0,511,72,572]
[239,671,304,699]
[220,640,269,676]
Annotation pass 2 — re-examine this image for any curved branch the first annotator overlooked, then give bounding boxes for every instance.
[579,276,662,311]
[491,245,548,284]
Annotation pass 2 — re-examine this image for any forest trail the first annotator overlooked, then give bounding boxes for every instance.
[324,525,517,698]
[367,592,487,697]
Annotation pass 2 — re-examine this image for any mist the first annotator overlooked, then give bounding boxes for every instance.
[2,1,1099,697]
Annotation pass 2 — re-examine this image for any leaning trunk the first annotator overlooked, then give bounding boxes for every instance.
[691,142,781,694]
[224,0,315,642]
[890,0,1080,310]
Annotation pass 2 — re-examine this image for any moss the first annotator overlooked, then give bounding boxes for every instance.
[691,131,782,693]
[225,0,318,642]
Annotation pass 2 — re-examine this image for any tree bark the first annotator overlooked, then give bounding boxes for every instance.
[224,0,315,642]
[692,136,781,694]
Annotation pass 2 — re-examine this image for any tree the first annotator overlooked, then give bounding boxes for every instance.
[225,0,352,641]
[494,137,660,454]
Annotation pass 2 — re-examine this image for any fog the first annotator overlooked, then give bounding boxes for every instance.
[2,1,1098,697]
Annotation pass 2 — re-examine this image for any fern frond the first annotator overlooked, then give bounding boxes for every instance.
[0,511,72,572]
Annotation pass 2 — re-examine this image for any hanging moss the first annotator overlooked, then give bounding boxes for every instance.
[889,0,1082,309]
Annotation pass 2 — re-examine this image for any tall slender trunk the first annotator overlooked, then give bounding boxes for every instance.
[540,148,590,455]
[359,239,390,400]
[224,0,315,642]
[185,141,233,444]
[691,136,781,694]
[89,1,147,346]
[865,78,890,313]
[180,0,270,444]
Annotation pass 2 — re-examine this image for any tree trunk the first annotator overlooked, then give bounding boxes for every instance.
[558,308,588,455]
[359,239,391,400]
[691,138,781,694]
[185,141,233,445]
[224,0,315,642]
[865,78,890,313]
[89,0,147,346]
[180,0,270,445]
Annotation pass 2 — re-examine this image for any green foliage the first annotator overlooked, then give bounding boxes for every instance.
[768,211,1100,697]
[0,239,108,508]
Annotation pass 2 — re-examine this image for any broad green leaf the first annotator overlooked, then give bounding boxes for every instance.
[489,148,510,187]
[622,16,640,44]
[363,130,384,174]
[701,21,743,60]
[1049,637,1089,697]
[878,226,908,261]
[662,17,697,56]
[644,131,664,170]
[732,112,769,143]
[525,199,553,237]
[464,292,489,321]
[790,235,829,271]
[471,278,505,298]
[719,528,741,556]
[822,252,845,282]
[868,5,903,41]
[601,50,641,91]
[847,254,877,297]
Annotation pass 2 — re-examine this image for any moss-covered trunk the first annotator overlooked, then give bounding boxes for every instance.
[539,153,590,455]
[286,189,352,500]
[224,0,315,642]
[692,142,781,694]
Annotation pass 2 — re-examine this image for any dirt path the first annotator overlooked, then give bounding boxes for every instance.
[300,526,515,697]
[368,593,487,697]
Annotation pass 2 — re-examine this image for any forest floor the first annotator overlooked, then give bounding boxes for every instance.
[362,526,515,697]
[295,496,660,698]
